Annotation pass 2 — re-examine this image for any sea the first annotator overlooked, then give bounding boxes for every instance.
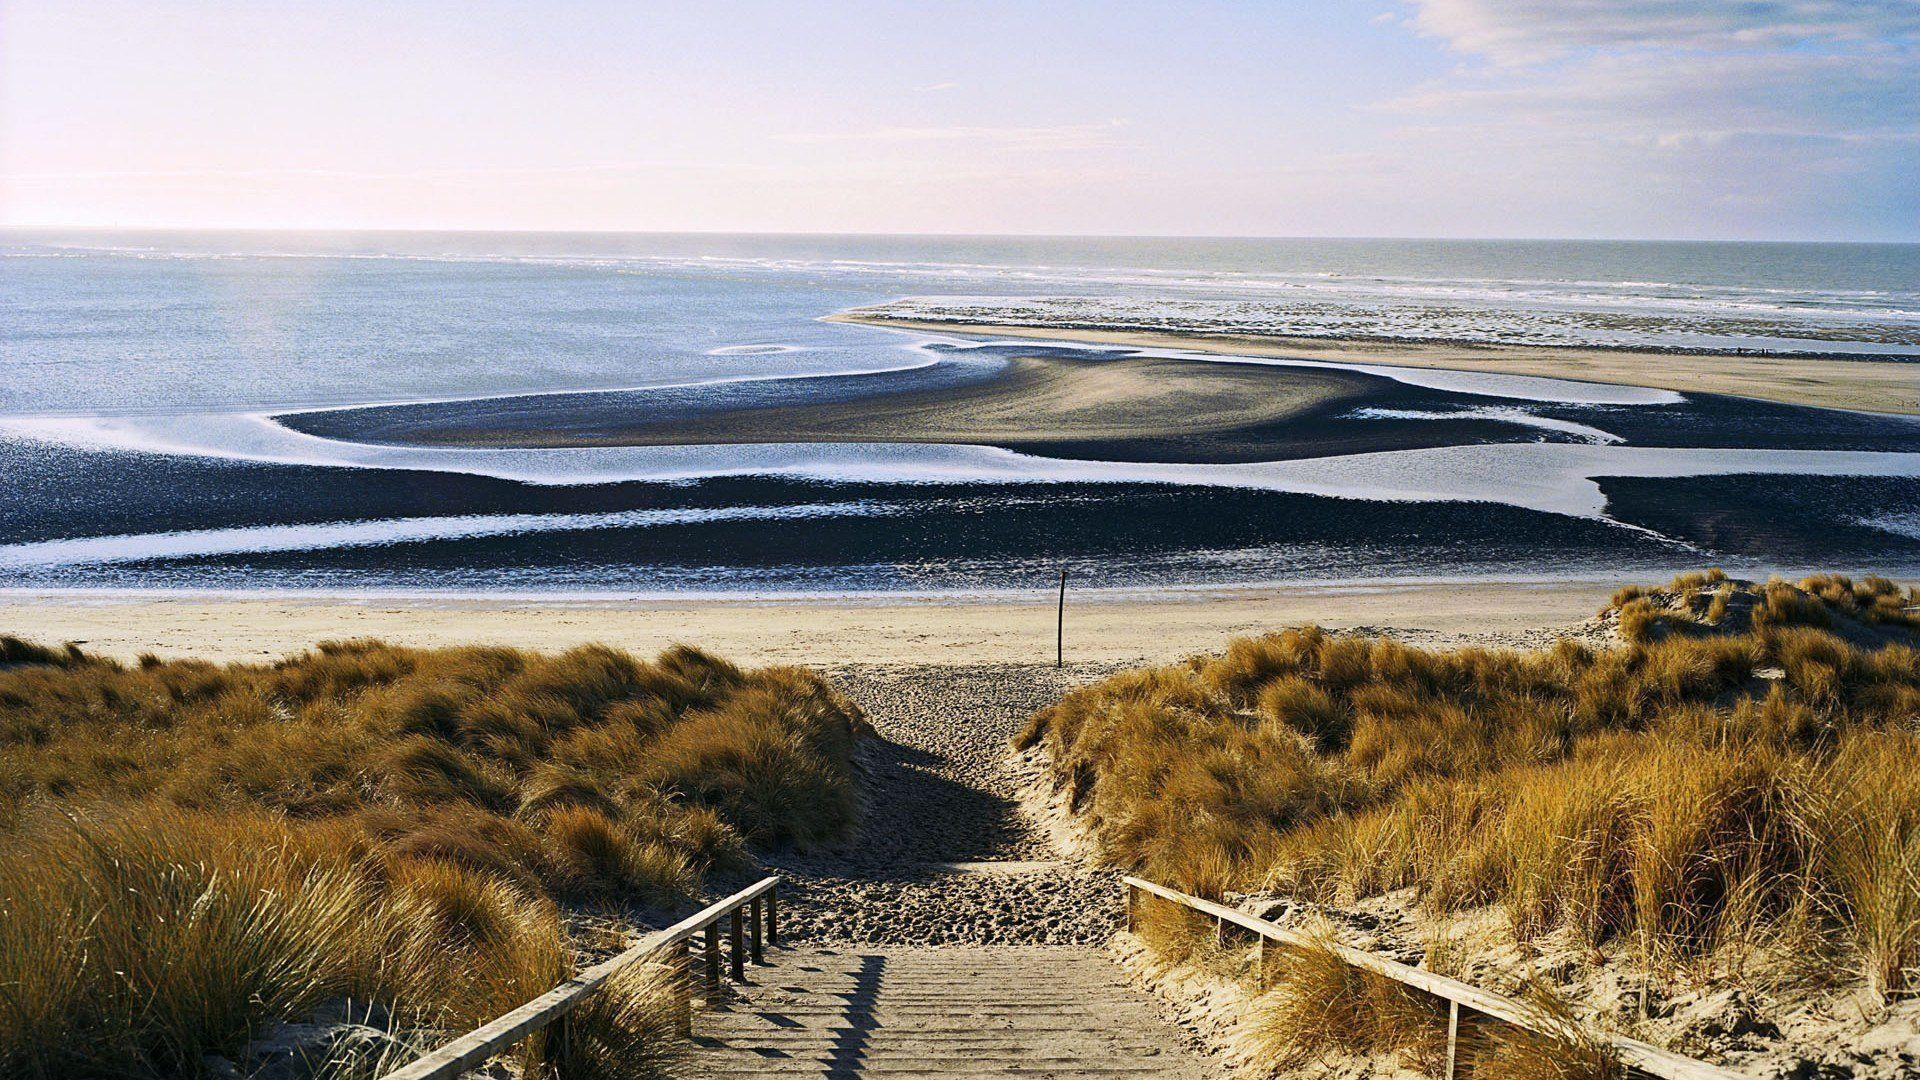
[4,230,1919,595]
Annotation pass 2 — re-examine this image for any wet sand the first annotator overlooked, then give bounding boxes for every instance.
[0,581,1622,667]
[836,315,1920,416]
[280,351,1403,463]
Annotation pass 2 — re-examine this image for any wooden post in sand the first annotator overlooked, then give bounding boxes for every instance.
[1056,567,1068,668]
[729,908,745,982]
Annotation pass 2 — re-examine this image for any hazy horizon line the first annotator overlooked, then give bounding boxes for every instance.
[6,225,1917,247]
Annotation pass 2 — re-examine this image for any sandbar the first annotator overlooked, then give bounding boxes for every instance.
[834,315,1920,417]
[280,352,1403,463]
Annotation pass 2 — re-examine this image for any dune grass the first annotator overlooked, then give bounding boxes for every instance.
[1018,572,1920,1073]
[1241,931,1452,1075]
[0,638,864,1078]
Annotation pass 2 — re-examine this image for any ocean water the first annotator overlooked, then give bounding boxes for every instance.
[4,230,1919,594]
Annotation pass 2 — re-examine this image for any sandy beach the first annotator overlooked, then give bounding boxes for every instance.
[836,315,1920,416]
[0,581,1623,667]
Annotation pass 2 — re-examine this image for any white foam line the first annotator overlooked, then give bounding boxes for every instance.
[1860,513,1920,541]
[0,502,892,569]
[706,343,804,356]
[861,296,1920,355]
[1346,406,1623,444]
[262,348,960,417]
[7,415,1920,521]
[20,247,1920,339]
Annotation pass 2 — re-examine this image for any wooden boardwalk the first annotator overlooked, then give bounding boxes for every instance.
[376,667,1740,1080]
[680,945,1205,1079]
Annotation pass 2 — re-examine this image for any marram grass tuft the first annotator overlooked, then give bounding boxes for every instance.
[0,638,864,1078]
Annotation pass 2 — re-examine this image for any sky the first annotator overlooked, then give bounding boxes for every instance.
[2,1,1916,240]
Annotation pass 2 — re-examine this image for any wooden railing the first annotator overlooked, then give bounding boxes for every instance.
[381,875,780,1080]
[1122,876,1743,1080]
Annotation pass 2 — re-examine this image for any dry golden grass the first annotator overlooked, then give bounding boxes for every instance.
[1021,572,1920,1074]
[1609,569,1919,645]
[0,807,568,1078]
[1466,984,1624,1080]
[0,638,864,1078]
[548,960,685,1080]
[1241,932,1450,1074]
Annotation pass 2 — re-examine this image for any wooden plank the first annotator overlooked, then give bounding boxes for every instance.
[1124,877,1550,1025]
[381,876,777,1080]
[1119,877,1744,1080]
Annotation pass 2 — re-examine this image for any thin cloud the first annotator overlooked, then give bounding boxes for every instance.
[1401,0,1920,63]
[1334,2,1920,235]
[780,120,1132,152]
[1377,2,1919,154]
[1,161,786,187]
[915,81,960,93]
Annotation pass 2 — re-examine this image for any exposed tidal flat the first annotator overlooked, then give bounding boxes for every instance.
[279,346,1392,462]
[262,338,1920,474]
[8,430,1920,595]
[6,232,1920,596]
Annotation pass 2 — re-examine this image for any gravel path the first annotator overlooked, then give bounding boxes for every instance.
[718,623,1603,948]
[741,663,1124,947]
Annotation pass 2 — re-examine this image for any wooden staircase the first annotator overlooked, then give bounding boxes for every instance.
[680,945,1204,1078]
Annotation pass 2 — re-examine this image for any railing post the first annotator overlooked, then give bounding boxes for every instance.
[677,940,693,1037]
[1057,566,1067,668]
[1097,877,1740,1080]
[1445,999,1461,1080]
[730,907,746,982]
[766,887,779,945]
[549,1012,572,1079]
[370,876,783,1080]
[750,897,765,964]
[1257,935,1274,990]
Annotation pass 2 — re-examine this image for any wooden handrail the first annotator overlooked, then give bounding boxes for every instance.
[381,876,780,1080]
[1122,876,1743,1080]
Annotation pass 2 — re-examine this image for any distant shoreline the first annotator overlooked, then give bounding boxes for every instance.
[13,575,1919,667]
[832,314,1920,417]
[830,312,1920,363]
